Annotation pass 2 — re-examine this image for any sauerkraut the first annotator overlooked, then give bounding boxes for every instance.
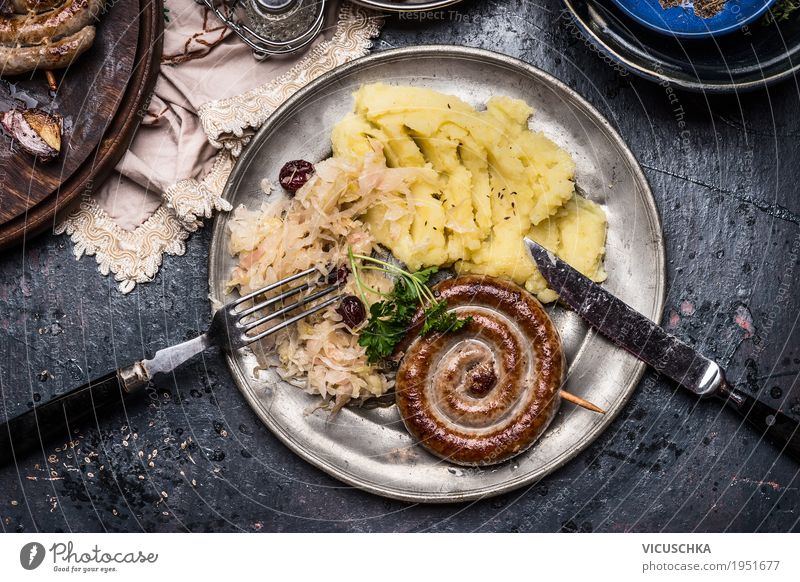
[226,148,436,408]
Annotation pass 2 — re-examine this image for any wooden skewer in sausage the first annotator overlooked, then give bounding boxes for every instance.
[44,67,56,90]
[560,390,605,414]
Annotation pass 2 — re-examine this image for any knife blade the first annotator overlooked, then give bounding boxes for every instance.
[524,237,800,460]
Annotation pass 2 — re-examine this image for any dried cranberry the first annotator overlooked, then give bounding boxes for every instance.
[336,295,366,328]
[279,159,315,193]
[327,265,350,285]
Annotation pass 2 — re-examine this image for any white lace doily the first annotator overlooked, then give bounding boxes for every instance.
[56,3,381,293]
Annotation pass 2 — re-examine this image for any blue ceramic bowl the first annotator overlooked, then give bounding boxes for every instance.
[610,0,777,38]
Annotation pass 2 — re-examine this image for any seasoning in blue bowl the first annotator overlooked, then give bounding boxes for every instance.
[610,0,778,37]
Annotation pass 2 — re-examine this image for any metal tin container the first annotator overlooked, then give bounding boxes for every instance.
[196,0,326,59]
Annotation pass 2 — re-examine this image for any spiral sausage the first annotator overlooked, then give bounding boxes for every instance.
[395,275,565,466]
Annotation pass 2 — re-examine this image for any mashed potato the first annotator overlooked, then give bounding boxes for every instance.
[331,83,607,302]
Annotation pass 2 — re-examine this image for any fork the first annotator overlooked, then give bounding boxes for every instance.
[0,268,343,466]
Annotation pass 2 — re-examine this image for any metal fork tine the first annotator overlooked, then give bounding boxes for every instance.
[232,267,318,307]
[240,285,339,332]
[236,281,313,318]
[244,294,343,344]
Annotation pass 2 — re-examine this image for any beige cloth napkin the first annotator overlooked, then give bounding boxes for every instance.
[57,0,381,292]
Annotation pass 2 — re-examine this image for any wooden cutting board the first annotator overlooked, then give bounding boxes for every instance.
[0,0,162,247]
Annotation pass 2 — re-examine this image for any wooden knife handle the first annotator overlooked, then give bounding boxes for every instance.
[0,363,149,467]
[719,382,800,462]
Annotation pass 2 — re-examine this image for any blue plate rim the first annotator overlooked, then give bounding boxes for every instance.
[609,0,778,38]
[561,0,800,92]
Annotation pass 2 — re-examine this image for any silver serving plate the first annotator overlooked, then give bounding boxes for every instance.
[208,46,665,503]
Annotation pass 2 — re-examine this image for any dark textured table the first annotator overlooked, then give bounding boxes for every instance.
[1,0,799,533]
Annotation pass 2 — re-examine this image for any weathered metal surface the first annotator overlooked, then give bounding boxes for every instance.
[0,0,798,532]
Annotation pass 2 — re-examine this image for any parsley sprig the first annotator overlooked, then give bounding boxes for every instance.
[764,0,800,24]
[347,248,470,363]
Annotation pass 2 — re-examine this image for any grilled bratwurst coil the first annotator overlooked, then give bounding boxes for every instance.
[0,24,93,75]
[0,0,103,45]
[395,275,565,466]
[1,1,66,14]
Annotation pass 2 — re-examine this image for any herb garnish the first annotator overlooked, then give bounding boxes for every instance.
[763,0,800,24]
[347,248,470,363]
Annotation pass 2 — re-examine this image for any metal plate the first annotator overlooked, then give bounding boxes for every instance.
[209,46,665,503]
[563,0,800,92]
[350,0,464,12]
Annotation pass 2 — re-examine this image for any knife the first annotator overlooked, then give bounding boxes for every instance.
[524,238,800,461]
